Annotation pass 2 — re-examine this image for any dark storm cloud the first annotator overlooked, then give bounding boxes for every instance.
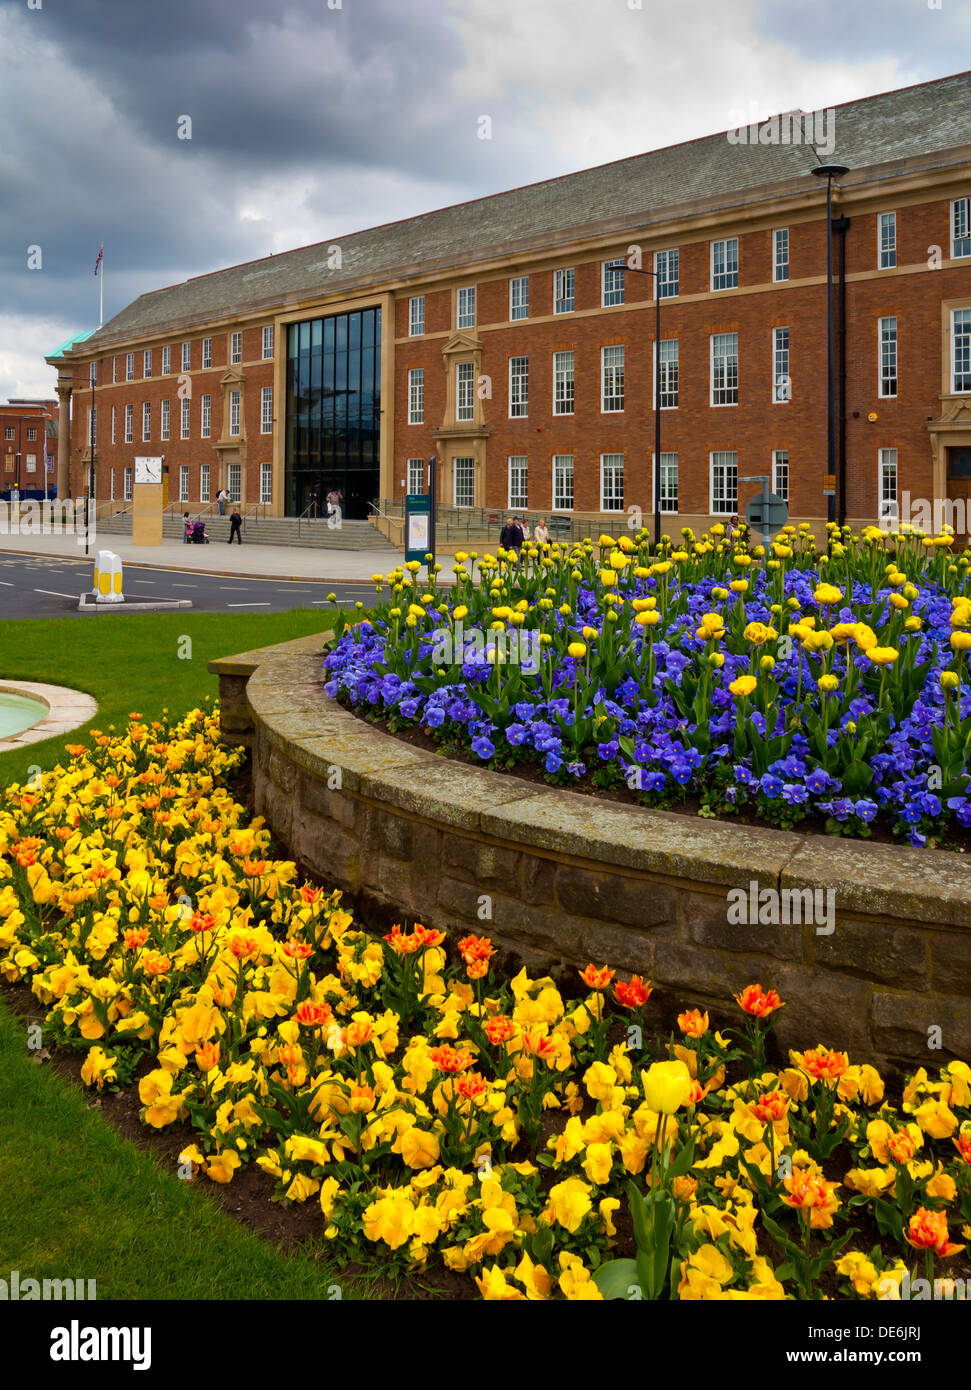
[0,0,547,391]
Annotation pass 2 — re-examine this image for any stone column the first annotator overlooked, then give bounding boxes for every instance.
[56,380,72,499]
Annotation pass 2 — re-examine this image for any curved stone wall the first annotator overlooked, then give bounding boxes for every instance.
[211,634,971,1071]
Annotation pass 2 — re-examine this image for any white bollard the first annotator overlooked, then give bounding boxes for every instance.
[93,550,124,604]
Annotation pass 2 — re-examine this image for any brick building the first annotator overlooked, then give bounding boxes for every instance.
[47,70,971,535]
[0,399,58,496]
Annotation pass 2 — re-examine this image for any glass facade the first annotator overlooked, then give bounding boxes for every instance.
[285,306,381,518]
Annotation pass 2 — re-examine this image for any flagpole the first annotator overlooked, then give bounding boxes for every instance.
[99,245,104,328]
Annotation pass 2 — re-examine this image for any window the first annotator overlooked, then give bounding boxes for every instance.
[228,462,241,503]
[773,228,789,282]
[655,248,679,299]
[772,327,791,403]
[602,258,626,307]
[201,394,211,438]
[179,464,189,503]
[457,286,475,329]
[124,404,133,443]
[90,362,97,388]
[953,309,971,392]
[878,212,897,269]
[509,276,529,321]
[408,368,424,424]
[2,427,12,441]
[879,447,898,523]
[86,407,97,443]
[772,449,789,502]
[497,455,526,511]
[711,332,739,405]
[509,356,528,418]
[112,356,117,384]
[181,341,191,372]
[453,455,474,508]
[230,332,242,365]
[26,428,36,441]
[553,454,574,510]
[261,385,272,433]
[553,350,575,415]
[879,316,898,398]
[654,452,679,512]
[180,398,190,440]
[160,400,170,441]
[202,338,212,369]
[601,453,624,511]
[229,390,241,436]
[260,461,272,504]
[25,454,36,473]
[110,467,115,500]
[953,198,971,259]
[553,267,575,314]
[200,464,210,503]
[142,401,151,441]
[143,349,152,377]
[124,466,133,501]
[407,458,425,494]
[409,297,425,337]
[711,237,739,291]
[656,339,679,409]
[262,325,274,359]
[125,352,134,381]
[601,345,625,412]
[456,362,474,422]
[161,345,170,375]
[710,451,738,513]
[111,405,116,444]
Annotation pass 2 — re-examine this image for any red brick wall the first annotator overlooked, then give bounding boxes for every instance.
[70,325,274,505]
[394,195,970,522]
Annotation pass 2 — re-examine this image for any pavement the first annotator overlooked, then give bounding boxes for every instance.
[0,552,387,619]
[0,530,412,582]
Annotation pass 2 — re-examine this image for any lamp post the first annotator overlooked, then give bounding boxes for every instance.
[811,163,849,529]
[616,262,663,547]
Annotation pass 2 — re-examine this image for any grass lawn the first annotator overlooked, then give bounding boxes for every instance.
[0,610,336,787]
[0,608,367,1299]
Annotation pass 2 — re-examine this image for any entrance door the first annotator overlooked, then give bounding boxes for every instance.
[947,448,971,547]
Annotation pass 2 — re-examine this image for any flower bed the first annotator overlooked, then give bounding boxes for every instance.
[2,710,970,1300]
[324,523,971,847]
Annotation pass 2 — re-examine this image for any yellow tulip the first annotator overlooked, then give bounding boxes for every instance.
[642,1059,692,1113]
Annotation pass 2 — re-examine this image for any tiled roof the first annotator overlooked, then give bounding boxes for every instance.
[70,70,971,353]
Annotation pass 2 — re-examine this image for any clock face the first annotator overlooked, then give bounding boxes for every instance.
[134,457,162,485]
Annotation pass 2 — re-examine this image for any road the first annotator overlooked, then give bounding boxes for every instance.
[0,554,383,618]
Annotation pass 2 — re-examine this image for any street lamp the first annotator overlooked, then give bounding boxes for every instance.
[616,262,663,547]
[811,162,849,528]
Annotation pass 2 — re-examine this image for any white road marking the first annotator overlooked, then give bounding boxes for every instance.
[34,588,77,598]
[172,583,196,589]
[0,580,13,586]
[227,602,270,607]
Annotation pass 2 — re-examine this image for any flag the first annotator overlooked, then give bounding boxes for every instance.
[94,245,104,277]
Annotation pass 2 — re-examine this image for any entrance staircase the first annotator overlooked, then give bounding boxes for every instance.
[93,509,400,552]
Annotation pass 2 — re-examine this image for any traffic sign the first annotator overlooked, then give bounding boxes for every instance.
[745,492,789,536]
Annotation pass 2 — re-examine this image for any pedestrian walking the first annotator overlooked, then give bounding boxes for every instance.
[217,488,230,516]
[183,512,192,544]
[326,487,342,526]
[228,508,243,544]
[534,517,550,547]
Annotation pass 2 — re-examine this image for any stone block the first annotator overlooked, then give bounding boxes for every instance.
[927,926,971,996]
[553,863,678,928]
[813,919,928,989]
[871,991,971,1064]
[683,888,805,961]
[520,854,557,906]
[442,836,521,888]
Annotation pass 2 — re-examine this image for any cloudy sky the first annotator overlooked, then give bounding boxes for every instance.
[1,0,967,401]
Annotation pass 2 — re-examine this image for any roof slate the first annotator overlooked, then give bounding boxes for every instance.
[70,70,971,354]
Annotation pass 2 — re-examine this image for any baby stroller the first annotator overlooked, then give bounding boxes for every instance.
[191,521,210,544]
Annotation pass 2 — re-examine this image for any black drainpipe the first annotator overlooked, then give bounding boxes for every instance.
[832,215,850,528]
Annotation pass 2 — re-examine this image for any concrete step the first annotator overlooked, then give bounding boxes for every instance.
[93,513,400,552]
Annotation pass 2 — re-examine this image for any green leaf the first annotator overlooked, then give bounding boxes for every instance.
[592,1258,643,1301]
